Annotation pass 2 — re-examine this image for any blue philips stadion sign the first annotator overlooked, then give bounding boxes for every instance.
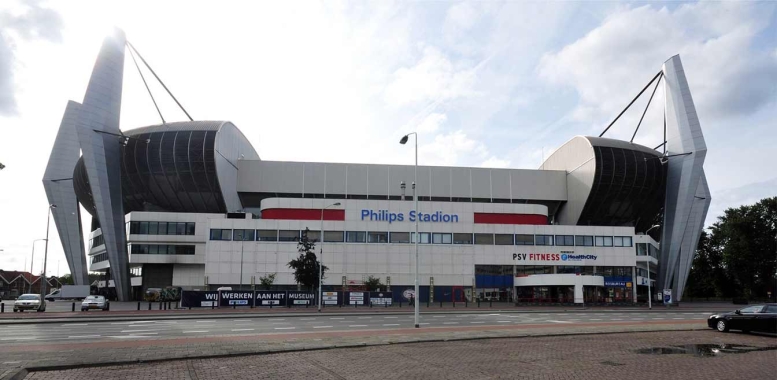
[361,210,459,223]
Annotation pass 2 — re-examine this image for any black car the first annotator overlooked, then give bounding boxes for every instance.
[708,304,777,333]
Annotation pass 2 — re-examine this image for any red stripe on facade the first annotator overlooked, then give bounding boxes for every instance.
[473,213,547,225]
[261,208,345,221]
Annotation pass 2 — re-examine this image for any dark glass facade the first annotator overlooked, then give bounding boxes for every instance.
[577,145,667,233]
[73,125,228,215]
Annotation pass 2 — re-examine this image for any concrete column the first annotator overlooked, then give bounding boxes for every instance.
[512,265,517,303]
[632,267,637,302]
[574,284,583,304]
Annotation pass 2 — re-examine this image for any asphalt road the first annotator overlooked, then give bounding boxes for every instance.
[0,310,713,345]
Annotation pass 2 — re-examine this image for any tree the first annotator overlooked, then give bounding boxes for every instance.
[685,196,776,299]
[364,275,384,291]
[287,228,327,291]
[259,273,276,290]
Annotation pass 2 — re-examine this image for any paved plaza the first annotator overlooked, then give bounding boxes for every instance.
[22,330,777,380]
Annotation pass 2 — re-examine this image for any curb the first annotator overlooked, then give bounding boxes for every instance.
[8,327,707,377]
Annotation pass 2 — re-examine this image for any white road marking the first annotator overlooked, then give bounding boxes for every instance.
[231,328,255,332]
[195,320,215,323]
[268,318,286,321]
[383,316,398,319]
[589,319,602,321]
[183,331,209,333]
[497,321,511,323]
[631,318,644,320]
[108,336,146,339]
[65,323,88,326]
[1,337,36,341]
[547,320,572,324]
[67,335,100,339]
[274,327,295,330]
[443,322,459,325]
[349,325,368,327]
[130,332,158,335]
[611,319,623,321]
[2,361,21,364]
[313,326,332,329]
[120,329,157,333]
[272,322,289,325]
[470,322,485,324]
[651,318,664,320]
[433,316,446,318]
[330,317,345,320]
[300,318,316,320]
[672,318,684,320]
[357,316,372,319]
[383,324,399,326]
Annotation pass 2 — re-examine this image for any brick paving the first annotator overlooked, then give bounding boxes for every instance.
[0,321,706,379]
[23,330,777,379]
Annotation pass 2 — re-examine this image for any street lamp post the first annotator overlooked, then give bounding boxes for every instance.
[319,202,341,312]
[400,132,420,328]
[645,224,661,310]
[29,239,46,293]
[40,204,57,298]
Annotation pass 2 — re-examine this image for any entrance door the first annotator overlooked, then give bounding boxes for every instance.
[452,286,465,302]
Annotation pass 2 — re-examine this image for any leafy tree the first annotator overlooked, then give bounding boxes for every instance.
[364,275,384,291]
[287,228,327,291]
[685,196,776,299]
[259,273,277,290]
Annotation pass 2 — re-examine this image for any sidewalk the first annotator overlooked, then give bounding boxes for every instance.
[0,319,708,380]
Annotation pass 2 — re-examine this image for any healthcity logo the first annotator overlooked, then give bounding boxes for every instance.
[561,254,597,261]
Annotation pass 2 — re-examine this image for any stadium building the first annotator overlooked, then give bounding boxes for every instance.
[43,31,710,303]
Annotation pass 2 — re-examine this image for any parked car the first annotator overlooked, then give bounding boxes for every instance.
[708,304,777,333]
[45,285,90,301]
[81,295,109,311]
[13,294,47,312]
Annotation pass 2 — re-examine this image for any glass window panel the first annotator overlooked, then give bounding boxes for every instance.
[535,235,553,246]
[556,235,574,246]
[516,234,534,245]
[168,245,177,255]
[411,232,431,244]
[130,222,139,234]
[220,229,232,241]
[390,232,410,243]
[257,230,278,242]
[368,232,388,243]
[603,236,613,247]
[623,237,632,247]
[613,237,624,247]
[279,230,299,242]
[147,222,158,235]
[323,231,344,242]
[595,236,605,246]
[453,233,473,244]
[139,222,148,234]
[494,234,513,245]
[177,222,186,235]
[168,222,177,235]
[186,222,195,235]
[474,233,494,245]
[432,233,443,244]
[209,229,220,240]
[431,233,452,244]
[346,231,366,243]
[148,245,158,254]
[305,231,321,242]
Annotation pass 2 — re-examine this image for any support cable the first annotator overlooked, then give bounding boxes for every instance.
[630,73,662,143]
[126,41,193,121]
[663,113,666,155]
[599,71,663,138]
[127,43,165,124]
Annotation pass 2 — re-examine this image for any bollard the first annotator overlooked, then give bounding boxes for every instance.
[189,306,191,310]
[211,302,214,310]
[465,299,468,308]
[233,305,235,309]
[148,302,152,310]
[399,298,402,308]
[453,300,455,308]
[440,300,442,308]
[490,299,492,308]
[159,302,162,310]
[1,303,4,313]
[426,300,429,308]
[72,302,75,312]
[385,301,388,308]
[370,302,373,308]
[477,299,480,308]
[137,302,140,311]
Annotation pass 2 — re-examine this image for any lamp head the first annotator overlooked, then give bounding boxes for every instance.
[399,135,409,145]
[50,204,57,209]
[333,202,341,206]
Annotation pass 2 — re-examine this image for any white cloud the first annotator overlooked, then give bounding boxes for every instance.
[419,130,488,166]
[480,156,510,168]
[416,112,447,133]
[383,46,480,107]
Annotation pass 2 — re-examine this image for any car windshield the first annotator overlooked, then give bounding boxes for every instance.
[739,305,764,313]
[18,295,39,300]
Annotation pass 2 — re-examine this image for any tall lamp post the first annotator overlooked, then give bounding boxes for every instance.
[644,224,661,310]
[29,239,46,293]
[40,204,57,297]
[319,202,341,312]
[399,132,420,328]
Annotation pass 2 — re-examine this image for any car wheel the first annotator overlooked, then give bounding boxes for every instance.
[81,308,87,312]
[742,330,750,334]
[716,319,730,332]
[36,308,43,312]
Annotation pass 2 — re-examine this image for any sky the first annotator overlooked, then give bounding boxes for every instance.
[0,1,775,276]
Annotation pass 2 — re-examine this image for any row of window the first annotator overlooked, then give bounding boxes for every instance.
[130,244,196,255]
[636,243,659,258]
[89,235,104,250]
[128,221,196,236]
[475,265,633,276]
[208,229,633,247]
[90,252,108,264]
